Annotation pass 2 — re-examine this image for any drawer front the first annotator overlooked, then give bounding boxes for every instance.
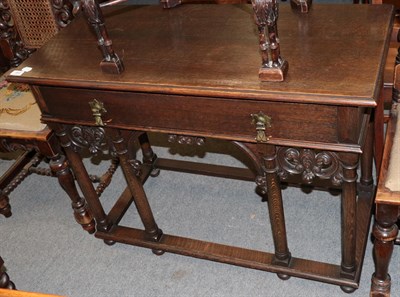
[38,86,340,144]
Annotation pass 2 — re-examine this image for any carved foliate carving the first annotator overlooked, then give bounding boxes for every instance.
[0,139,36,153]
[51,0,74,28]
[276,147,343,186]
[68,125,108,154]
[167,134,205,146]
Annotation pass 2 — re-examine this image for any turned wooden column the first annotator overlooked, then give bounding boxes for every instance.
[254,143,291,278]
[371,204,399,297]
[338,152,359,293]
[52,123,112,233]
[49,153,95,234]
[264,144,291,272]
[0,257,15,290]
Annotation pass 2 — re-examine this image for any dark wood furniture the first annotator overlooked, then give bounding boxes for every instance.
[0,80,95,233]
[0,257,15,290]
[7,3,394,293]
[0,0,75,69]
[370,102,400,297]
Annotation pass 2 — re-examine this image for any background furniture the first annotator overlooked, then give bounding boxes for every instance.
[0,79,95,233]
[0,0,75,69]
[0,257,15,290]
[371,101,399,296]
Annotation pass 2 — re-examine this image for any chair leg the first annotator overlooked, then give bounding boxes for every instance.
[0,149,39,218]
[0,194,11,218]
[0,257,15,290]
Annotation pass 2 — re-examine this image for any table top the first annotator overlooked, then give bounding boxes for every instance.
[8,3,394,107]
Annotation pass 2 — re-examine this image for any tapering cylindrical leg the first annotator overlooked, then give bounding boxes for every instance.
[53,124,112,233]
[49,154,95,234]
[339,153,359,293]
[0,257,15,290]
[370,204,398,297]
[261,144,291,277]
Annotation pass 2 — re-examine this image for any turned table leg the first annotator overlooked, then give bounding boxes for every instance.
[49,153,95,234]
[339,152,359,293]
[53,124,112,233]
[371,204,399,297]
[261,143,291,278]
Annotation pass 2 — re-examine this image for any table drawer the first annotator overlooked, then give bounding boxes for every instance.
[38,86,342,144]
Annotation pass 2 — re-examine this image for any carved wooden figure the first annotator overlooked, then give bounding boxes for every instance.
[251,0,288,81]
[73,0,124,74]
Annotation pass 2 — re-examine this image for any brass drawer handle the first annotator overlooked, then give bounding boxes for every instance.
[89,99,108,126]
[251,111,272,142]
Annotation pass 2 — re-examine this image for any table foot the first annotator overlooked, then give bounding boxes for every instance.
[340,285,356,294]
[277,273,291,280]
[104,239,116,246]
[150,168,160,177]
[152,249,165,256]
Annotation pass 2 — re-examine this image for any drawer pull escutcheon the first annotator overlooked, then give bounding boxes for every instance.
[89,99,107,126]
[251,111,272,142]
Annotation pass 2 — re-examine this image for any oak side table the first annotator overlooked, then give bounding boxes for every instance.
[7,3,394,293]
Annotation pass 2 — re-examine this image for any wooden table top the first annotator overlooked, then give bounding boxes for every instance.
[8,4,394,106]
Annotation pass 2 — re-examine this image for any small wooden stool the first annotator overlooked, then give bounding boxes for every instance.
[371,102,400,297]
[0,79,95,233]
